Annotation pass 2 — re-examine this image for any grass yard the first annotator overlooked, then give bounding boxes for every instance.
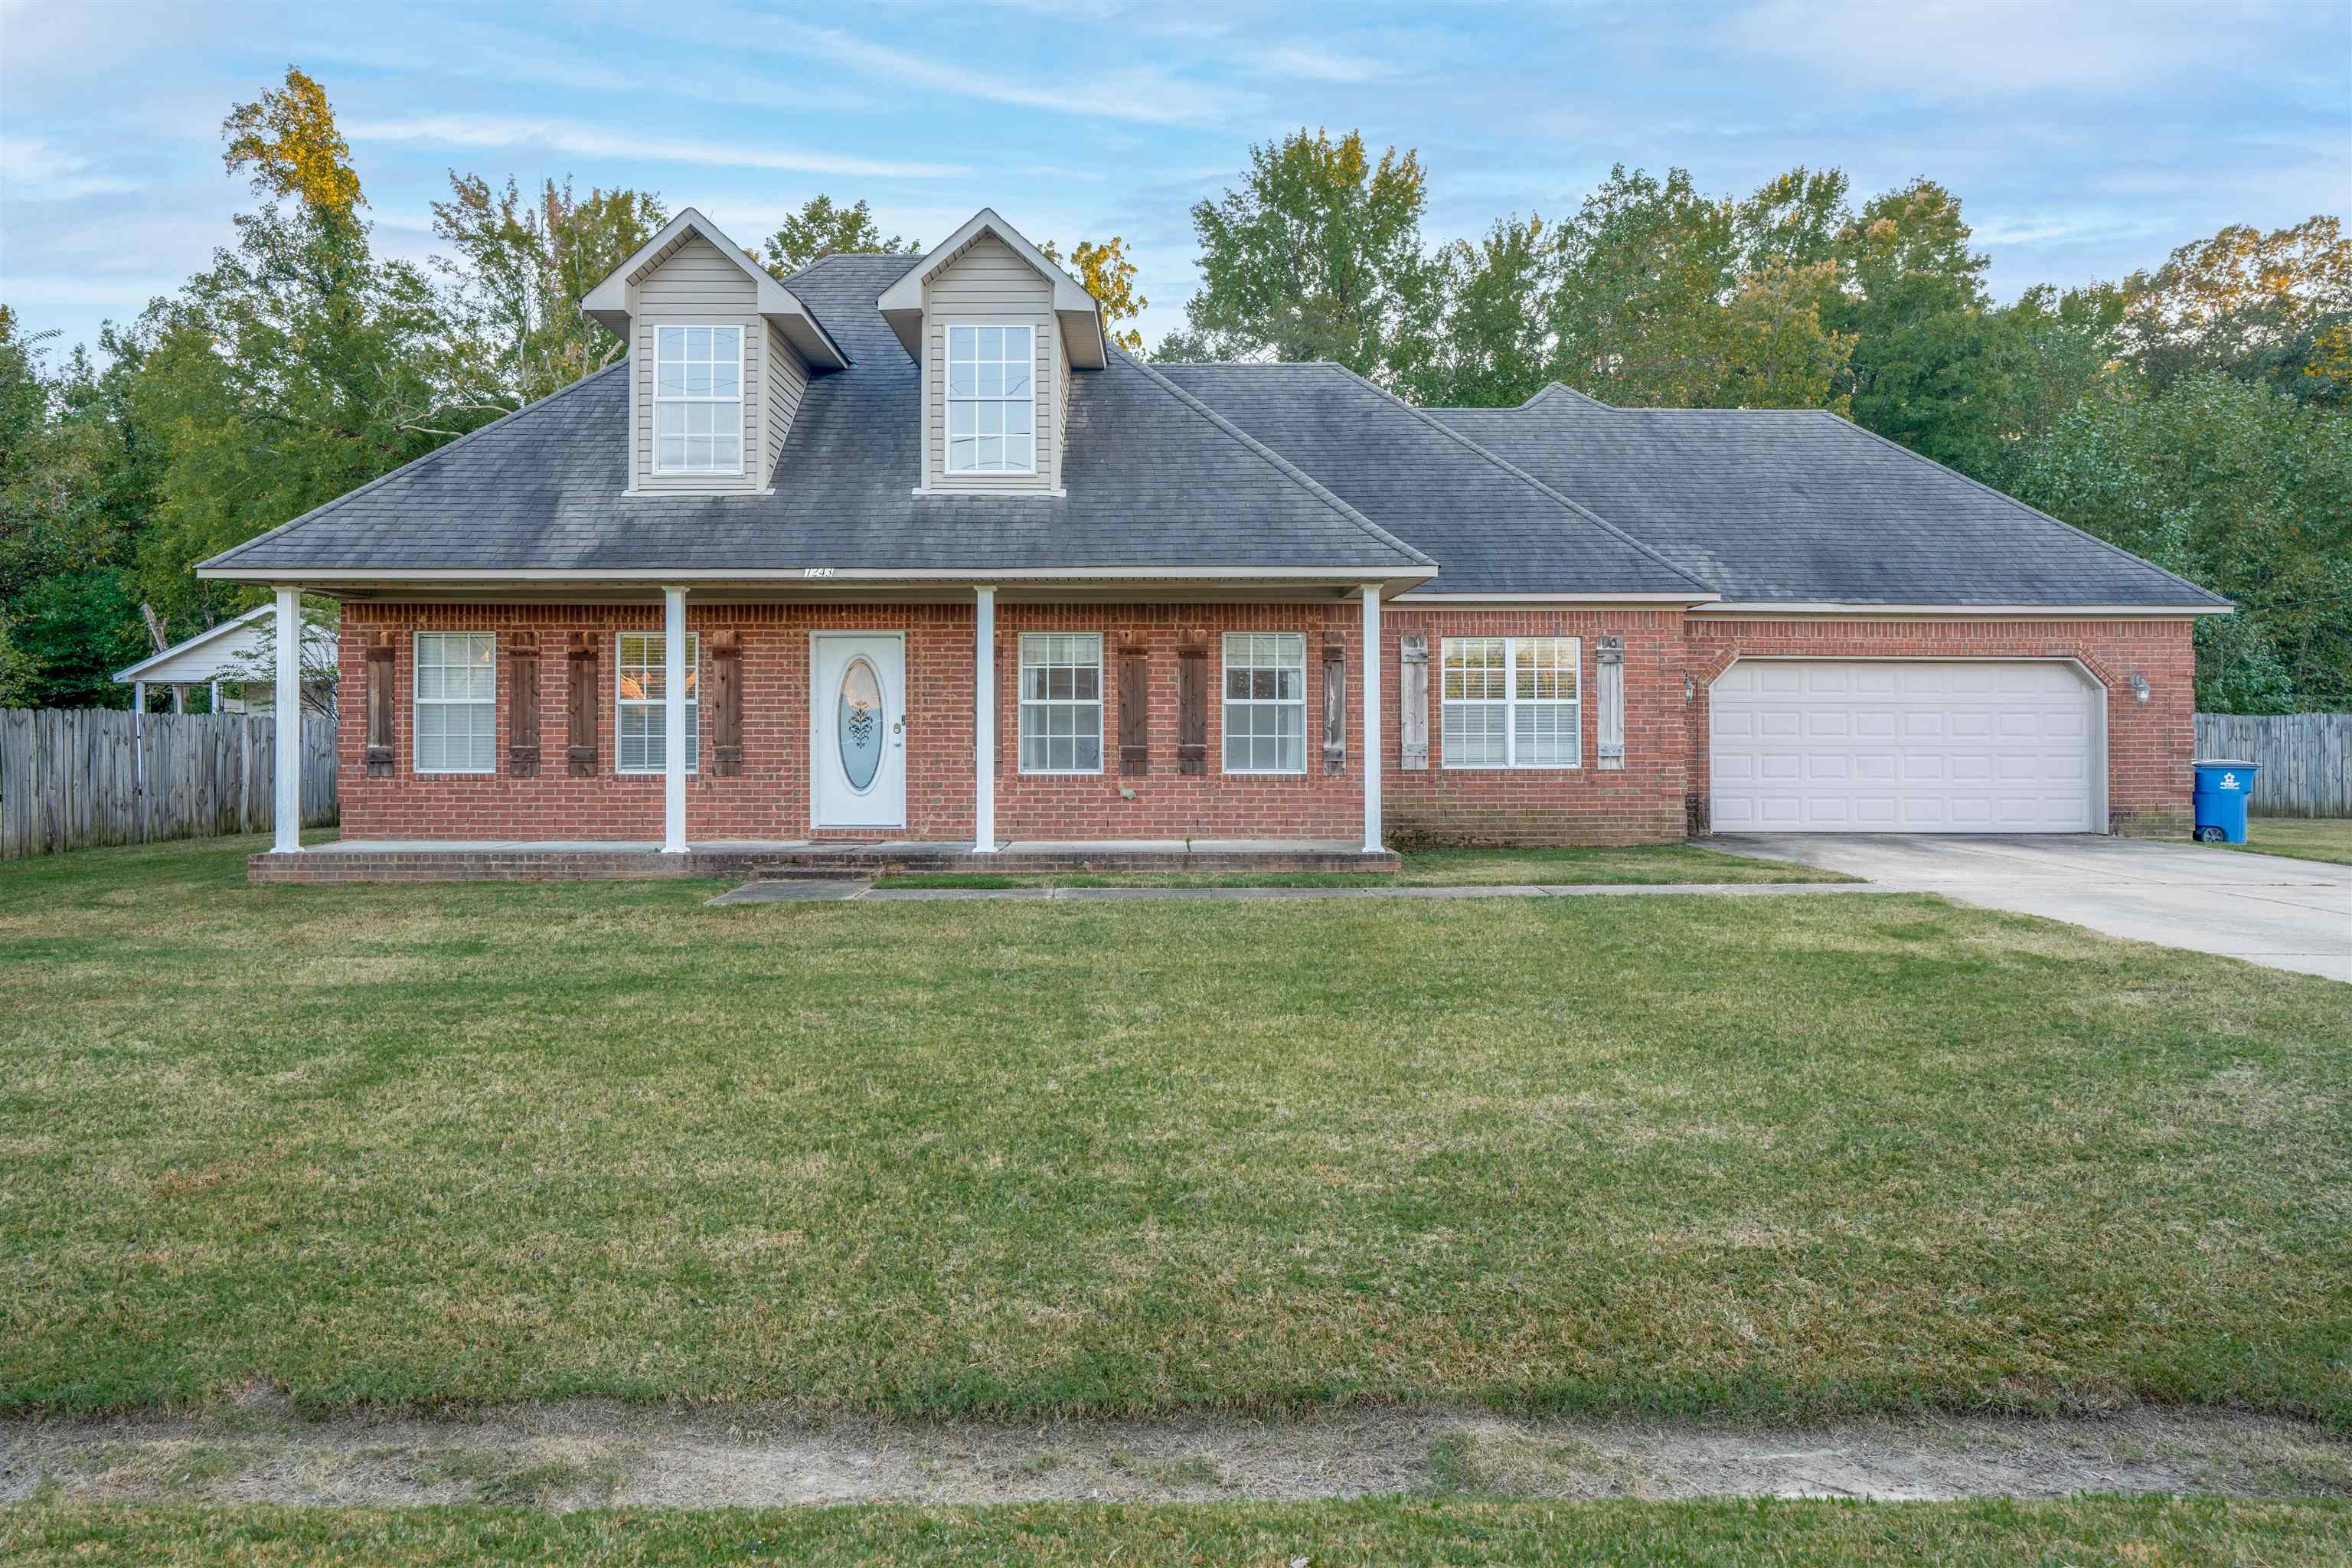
[2226,817,2352,867]
[2,834,2347,1424]
[874,842,1851,889]
[6,1498,2348,1566]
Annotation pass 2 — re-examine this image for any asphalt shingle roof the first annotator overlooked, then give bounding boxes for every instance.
[1427,387,2226,606]
[1155,364,1709,597]
[203,254,1430,579]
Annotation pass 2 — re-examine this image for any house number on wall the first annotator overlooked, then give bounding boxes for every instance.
[802,567,835,578]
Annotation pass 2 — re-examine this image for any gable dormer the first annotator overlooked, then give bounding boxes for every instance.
[876,209,1106,497]
[581,208,847,495]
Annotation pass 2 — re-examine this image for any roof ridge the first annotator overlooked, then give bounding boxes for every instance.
[200,363,632,571]
[1117,349,1435,570]
[1818,413,2230,606]
[1308,362,1713,593]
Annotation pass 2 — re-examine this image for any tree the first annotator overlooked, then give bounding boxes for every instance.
[1828,178,2006,471]
[760,195,915,278]
[0,568,149,708]
[1389,215,1556,407]
[2006,373,2352,710]
[117,67,507,635]
[1040,237,1147,354]
[433,174,668,403]
[1176,128,1438,379]
[1546,165,1739,407]
[1720,259,1854,412]
[2122,217,2352,406]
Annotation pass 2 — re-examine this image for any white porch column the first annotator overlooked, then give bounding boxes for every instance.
[1361,587,1383,854]
[972,586,998,852]
[662,586,690,853]
[272,586,302,853]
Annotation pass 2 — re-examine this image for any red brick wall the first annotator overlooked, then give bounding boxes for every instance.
[1382,607,1689,846]
[339,603,2198,845]
[340,601,1367,844]
[993,604,1361,841]
[1681,616,2199,836]
[338,603,976,842]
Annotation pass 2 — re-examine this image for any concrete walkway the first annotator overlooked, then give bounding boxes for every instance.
[709,879,1877,906]
[1709,832,2351,983]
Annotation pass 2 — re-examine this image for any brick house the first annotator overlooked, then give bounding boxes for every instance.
[201,206,2228,871]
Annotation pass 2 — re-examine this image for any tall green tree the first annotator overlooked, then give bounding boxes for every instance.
[1827,178,2007,472]
[1392,214,1557,407]
[433,174,668,404]
[1547,165,1739,407]
[2122,216,2351,407]
[760,195,916,277]
[1170,128,1438,379]
[2006,372,2352,710]
[116,67,505,633]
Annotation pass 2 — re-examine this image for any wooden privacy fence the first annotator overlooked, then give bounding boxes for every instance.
[0,708,338,860]
[2194,712,2352,818]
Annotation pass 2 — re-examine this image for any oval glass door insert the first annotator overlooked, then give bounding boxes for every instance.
[836,656,884,792]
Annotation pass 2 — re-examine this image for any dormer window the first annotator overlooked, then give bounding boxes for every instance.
[654,325,743,475]
[946,325,1035,473]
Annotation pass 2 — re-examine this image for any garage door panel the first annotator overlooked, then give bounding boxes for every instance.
[1711,660,2097,835]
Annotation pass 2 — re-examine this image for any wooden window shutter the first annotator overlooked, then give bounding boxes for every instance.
[1117,642,1150,776]
[710,630,743,776]
[506,632,541,776]
[566,632,599,777]
[1321,632,1347,774]
[365,631,396,776]
[1176,634,1208,776]
[1400,635,1429,770]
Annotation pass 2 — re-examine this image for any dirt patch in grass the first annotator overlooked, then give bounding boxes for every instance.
[2,1404,2345,1511]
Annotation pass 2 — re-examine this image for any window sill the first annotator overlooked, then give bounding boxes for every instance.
[1439,763,1585,772]
[913,486,1066,498]
[623,486,771,497]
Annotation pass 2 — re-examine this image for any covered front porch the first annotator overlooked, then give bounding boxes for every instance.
[248,836,1397,883]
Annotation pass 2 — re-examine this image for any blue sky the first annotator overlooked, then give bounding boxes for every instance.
[4,0,2347,362]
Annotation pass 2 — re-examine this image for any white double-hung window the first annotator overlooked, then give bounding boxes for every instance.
[946,325,1035,473]
[1222,632,1307,774]
[1442,636,1580,768]
[616,631,698,774]
[413,632,496,774]
[1018,633,1102,773]
[652,325,743,475]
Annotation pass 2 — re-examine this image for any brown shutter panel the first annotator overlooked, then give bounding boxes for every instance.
[566,632,599,777]
[506,632,541,776]
[1176,634,1208,776]
[364,631,396,776]
[1117,642,1150,776]
[710,630,743,776]
[1321,632,1347,774]
[1400,635,1430,771]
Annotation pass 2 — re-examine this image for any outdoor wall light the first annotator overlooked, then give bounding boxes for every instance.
[2128,672,2151,704]
[1684,674,1697,699]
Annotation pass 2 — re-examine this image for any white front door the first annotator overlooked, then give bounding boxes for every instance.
[1710,659,2100,833]
[810,632,906,829]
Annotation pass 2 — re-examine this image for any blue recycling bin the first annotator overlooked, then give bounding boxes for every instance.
[2192,760,2259,843]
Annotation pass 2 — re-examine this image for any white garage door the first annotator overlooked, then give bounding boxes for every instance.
[1710,660,2099,833]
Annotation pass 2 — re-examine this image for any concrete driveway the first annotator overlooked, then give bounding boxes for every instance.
[1707,833,2351,982]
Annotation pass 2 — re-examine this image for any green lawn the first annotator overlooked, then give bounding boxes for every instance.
[2,834,2346,1424]
[877,843,1851,889]
[6,1498,2347,1566]
[2226,817,2352,867]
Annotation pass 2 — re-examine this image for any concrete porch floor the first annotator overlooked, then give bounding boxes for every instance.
[249,838,1398,883]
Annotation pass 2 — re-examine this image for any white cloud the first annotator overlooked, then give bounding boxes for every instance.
[1256,44,1394,83]
[0,135,141,200]
[343,116,965,180]
[753,20,1260,128]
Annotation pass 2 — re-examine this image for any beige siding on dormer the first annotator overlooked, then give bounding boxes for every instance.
[629,236,769,492]
[1057,328,1073,484]
[763,322,807,484]
[923,234,1057,493]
